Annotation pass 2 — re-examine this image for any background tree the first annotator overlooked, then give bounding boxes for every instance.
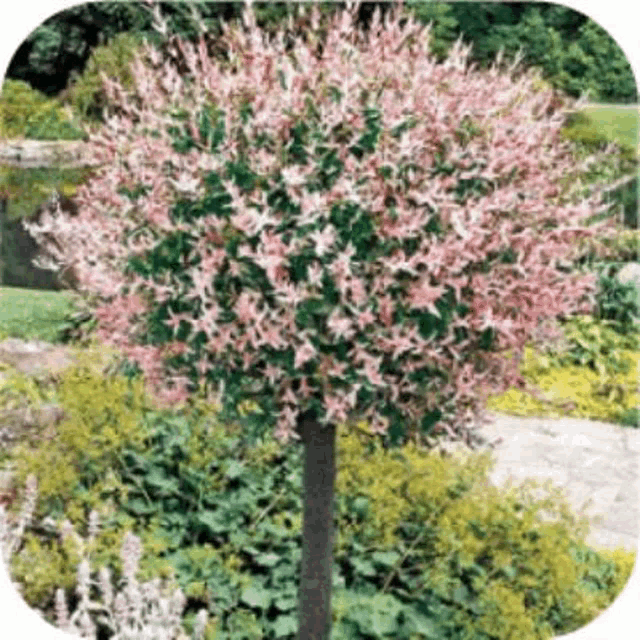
[3,2,637,105]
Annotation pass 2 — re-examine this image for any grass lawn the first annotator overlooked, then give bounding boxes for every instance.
[580,104,639,154]
[0,286,78,342]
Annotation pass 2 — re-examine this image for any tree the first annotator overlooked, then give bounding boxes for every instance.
[5,1,150,96]
[439,2,637,103]
[23,2,623,638]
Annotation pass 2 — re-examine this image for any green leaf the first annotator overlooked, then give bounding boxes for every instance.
[420,409,442,435]
[347,593,402,636]
[225,460,245,480]
[196,511,227,534]
[126,498,157,516]
[453,585,472,605]
[371,551,401,567]
[351,496,369,519]
[501,565,518,580]
[240,584,272,610]
[351,557,377,577]
[273,594,297,612]
[403,609,438,638]
[144,468,179,494]
[271,614,297,637]
[254,552,281,568]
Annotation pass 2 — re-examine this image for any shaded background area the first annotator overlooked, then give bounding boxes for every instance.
[3,1,638,103]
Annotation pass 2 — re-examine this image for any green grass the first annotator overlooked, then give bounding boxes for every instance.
[0,286,78,343]
[580,105,639,155]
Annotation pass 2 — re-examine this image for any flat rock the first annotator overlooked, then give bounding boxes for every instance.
[0,338,77,378]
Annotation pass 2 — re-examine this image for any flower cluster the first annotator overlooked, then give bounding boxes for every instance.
[24,0,620,446]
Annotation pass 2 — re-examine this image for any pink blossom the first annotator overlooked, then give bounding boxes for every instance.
[407,280,444,317]
[356,309,375,330]
[24,0,623,444]
[264,363,282,386]
[309,226,337,257]
[327,310,356,340]
[234,291,260,324]
[294,340,317,369]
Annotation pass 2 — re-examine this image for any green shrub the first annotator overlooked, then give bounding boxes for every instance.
[487,340,640,425]
[7,393,636,640]
[575,230,639,264]
[62,31,148,123]
[10,351,154,514]
[558,314,640,376]
[0,79,85,140]
[590,264,640,335]
[561,112,618,152]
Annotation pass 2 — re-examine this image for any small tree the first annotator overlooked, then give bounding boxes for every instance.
[24,2,622,638]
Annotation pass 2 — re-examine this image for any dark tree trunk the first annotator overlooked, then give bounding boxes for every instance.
[296,412,336,640]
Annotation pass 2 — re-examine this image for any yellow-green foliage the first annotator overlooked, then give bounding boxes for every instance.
[11,351,153,508]
[575,229,639,263]
[335,420,496,550]
[0,79,85,140]
[0,166,93,223]
[335,422,636,639]
[6,407,636,637]
[10,528,83,611]
[63,32,147,121]
[486,344,640,424]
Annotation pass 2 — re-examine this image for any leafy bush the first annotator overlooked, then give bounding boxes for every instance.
[590,264,640,335]
[0,79,85,140]
[10,351,154,511]
[487,341,640,425]
[558,315,639,377]
[62,31,148,123]
[6,395,636,639]
[575,230,639,265]
[25,3,629,452]
[559,108,638,233]
[1,483,212,640]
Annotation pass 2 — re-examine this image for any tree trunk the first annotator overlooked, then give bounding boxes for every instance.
[296,412,336,640]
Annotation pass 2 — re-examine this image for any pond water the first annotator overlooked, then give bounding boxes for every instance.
[0,164,96,290]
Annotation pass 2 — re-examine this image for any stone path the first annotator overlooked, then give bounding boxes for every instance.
[473,411,639,553]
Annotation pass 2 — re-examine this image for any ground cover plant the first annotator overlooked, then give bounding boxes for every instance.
[1,365,636,640]
[6,0,640,638]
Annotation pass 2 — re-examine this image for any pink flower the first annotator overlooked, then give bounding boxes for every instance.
[323,393,348,424]
[234,291,260,324]
[264,363,282,385]
[309,226,337,257]
[361,354,385,386]
[165,308,190,333]
[377,295,394,327]
[294,340,317,369]
[327,310,356,340]
[407,280,444,317]
[298,376,313,398]
[307,262,323,287]
[356,309,375,330]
